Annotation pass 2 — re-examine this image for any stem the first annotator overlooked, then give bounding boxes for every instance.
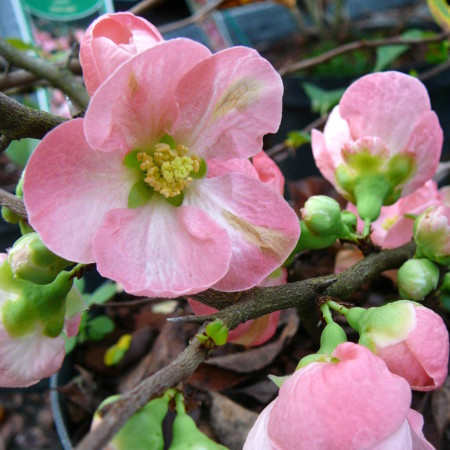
[326,299,349,315]
[320,303,333,324]
[363,218,371,237]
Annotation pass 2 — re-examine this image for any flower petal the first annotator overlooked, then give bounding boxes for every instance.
[84,39,211,152]
[339,71,432,152]
[0,325,65,387]
[172,46,283,160]
[23,119,132,263]
[252,151,285,195]
[184,174,300,291]
[92,202,232,297]
[400,111,443,196]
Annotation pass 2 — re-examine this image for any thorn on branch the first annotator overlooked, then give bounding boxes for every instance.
[167,314,213,324]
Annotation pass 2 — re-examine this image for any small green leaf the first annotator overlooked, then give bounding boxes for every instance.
[64,335,77,354]
[104,334,132,366]
[5,38,40,52]
[302,82,345,116]
[159,134,176,148]
[166,192,184,207]
[87,315,115,341]
[373,29,425,72]
[285,131,311,149]
[87,281,119,306]
[128,180,153,208]
[123,150,143,169]
[191,158,207,179]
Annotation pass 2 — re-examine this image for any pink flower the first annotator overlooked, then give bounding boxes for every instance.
[80,12,163,96]
[189,268,286,347]
[244,343,434,449]
[24,39,300,298]
[414,205,450,265]
[312,72,442,223]
[348,180,443,248]
[0,255,82,387]
[348,301,449,391]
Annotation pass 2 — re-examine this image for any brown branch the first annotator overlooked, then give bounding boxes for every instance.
[129,0,167,15]
[278,31,450,76]
[0,188,26,218]
[0,92,66,140]
[0,38,89,109]
[158,0,227,34]
[75,240,416,450]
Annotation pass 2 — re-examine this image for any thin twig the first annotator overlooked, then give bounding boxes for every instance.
[158,0,227,34]
[129,0,167,15]
[0,38,89,109]
[278,31,450,76]
[0,92,67,141]
[75,241,416,450]
[0,188,26,218]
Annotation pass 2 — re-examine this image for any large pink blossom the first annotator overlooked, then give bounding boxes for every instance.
[80,12,163,96]
[24,39,300,298]
[348,180,443,248]
[312,72,442,222]
[244,343,434,449]
[0,254,81,387]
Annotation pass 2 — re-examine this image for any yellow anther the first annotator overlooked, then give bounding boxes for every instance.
[137,144,200,198]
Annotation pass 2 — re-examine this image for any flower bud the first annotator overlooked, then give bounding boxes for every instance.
[346,301,449,390]
[414,205,450,265]
[397,258,439,300]
[8,232,70,285]
[301,195,345,237]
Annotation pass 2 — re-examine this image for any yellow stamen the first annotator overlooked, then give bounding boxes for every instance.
[137,143,200,198]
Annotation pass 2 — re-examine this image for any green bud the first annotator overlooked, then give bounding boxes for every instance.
[1,206,21,224]
[302,196,344,237]
[397,258,439,301]
[340,210,357,232]
[205,320,229,346]
[169,393,228,450]
[8,233,70,285]
[295,221,338,252]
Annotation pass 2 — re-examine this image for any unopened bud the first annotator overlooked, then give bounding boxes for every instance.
[301,196,344,237]
[8,232,70,285]
[397,258,439,300]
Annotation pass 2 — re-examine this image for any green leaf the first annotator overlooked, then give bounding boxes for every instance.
[373,29,425,72]
[302,82,345,116]
[5,138,38,167]
[285,131,311,149]
[87,315,115,341]
[128,180,153,208]
[87,281,119,306]
[5,38,40,53]
[159,134,176,148]
[64,335,77,354]
[123,150,143,169]
[191,158,207,179]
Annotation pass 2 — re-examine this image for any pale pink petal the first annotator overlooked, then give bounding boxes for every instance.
[80,12,163,96]
[252,151,285,195]
[172,46,283,160]
[84,39,211,153]
[406,409,435,450]
[65,314,81,338]
[0,325,65,387]
[92,203,232,297]
[370,419,412,449]
[23,119,132,263]
[400,111,443,196]
[340,72,432,152]
[207,158,258,179]
[243,400,276,450]
[184,174,300,291]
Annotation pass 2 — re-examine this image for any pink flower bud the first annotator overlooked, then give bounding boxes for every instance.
[414,205,450,265]
[348,301,449,391]
[244,343,434,449]
[80,12,163,96]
